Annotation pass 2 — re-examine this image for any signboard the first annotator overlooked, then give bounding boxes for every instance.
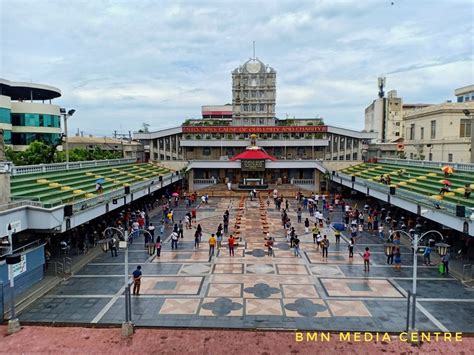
[6,221,21,234]
[9,254,27,280]
[182,125,328,134]
[241,159,265,172]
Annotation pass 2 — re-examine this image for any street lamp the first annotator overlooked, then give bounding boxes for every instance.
[6,223,21,334]
[389,228,445,333]
[61,108,76,169]
[435,242,450,257]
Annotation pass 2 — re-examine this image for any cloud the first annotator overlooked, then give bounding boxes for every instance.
[0,0,472,134]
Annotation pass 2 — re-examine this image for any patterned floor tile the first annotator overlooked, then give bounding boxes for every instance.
[321,278,403,298]
[207,283,242,298]
[245,299,283,315]
[159,298,200,315]
[246,264,276,274]
[243,282,282,298]
[140,277,203,295]
[282,284,319,298]
[327,300,372,317]
[213,263,244,274]
[283,298,331,317]
[179,263,212,275]
[305,251,364,264]
[276,264,309,275]
[309,265,344,277]
[199,297,243,316]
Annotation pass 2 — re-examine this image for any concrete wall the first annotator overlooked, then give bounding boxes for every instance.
[0,173,10,205]
[322,160,363,171]
[155,160,188,171]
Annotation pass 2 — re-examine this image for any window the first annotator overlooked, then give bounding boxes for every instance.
[410,153,414,159]
[3,130,11,144]
[251,104,256,111]
[259,104,265,111]
[395,122,400,126]
[460,119,471,138]
[409,124,415,140]
[395,132,400,136]
[259,118,265,125]
[429,153,432,161]
[457,96,463,103]
[448,153,453,162]
[251,91,256,98]
[420,127,424,139]
[352,152,358,160]
[202,147,211,156]
[243,105,249,112]
[243,91,248,98]
[430,120,436,139]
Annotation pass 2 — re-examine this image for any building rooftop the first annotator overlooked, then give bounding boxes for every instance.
[403,102,474,118]
[68,136,141,146]
[455,84,474,96]
[0,78,61,101]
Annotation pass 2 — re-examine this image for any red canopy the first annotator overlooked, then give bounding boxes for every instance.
[230,149,277,161]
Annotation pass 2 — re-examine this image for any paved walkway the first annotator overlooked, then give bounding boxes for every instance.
[17,196,474,332]
[2,326,472,354]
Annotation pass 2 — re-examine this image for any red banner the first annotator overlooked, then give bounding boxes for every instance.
[182,125,327,134]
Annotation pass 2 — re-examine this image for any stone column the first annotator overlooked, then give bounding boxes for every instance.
[0,172,11,205]
[148,139,154,162]
[314,169,321,193]
[187,168,194,192]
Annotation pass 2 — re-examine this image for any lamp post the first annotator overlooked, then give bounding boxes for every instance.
[6,223,21,334]
[103,226,133,336]
[388,229,446,332]
[61,108,76,169]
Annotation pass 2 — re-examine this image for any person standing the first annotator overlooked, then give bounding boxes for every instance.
[293,235,301,257]
[265,233,274,257]
[194,229,200,249]
[304,218,310,233]
[228,234,235,256]
[394,247,401,272]
[209,234,216,257]
[132,265,142,296]
[423,245,432,266]
[321,235,329,259]
[170,230,179,250]
[378,224,384,240]
[159,221,165,240]
[196,224,202,242]
[109,237,118,257]
[441,252,450,275]
[297,208,302,223]
[155,238,162,258]
[348,237,354,258]
[148,223,155,243]
[387,246,395,265]
[334,230,341,244]
[363,247,371,272]
[216,231,223,249]
[312,223,319,244]
[178,220,184,239]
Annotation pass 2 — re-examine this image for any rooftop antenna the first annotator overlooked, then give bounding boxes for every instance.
[252,41,256,60]
[378,77,386,98]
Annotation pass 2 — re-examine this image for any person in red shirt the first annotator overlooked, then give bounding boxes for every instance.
[363,247,371,272]
[191,208,197,222]
[228,235,235,256]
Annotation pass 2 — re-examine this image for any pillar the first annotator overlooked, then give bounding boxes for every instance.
[187,169,194,192]
[314,169,321,193]
[0,172,11,205]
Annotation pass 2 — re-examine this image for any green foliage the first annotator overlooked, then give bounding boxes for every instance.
[6,141,122,165]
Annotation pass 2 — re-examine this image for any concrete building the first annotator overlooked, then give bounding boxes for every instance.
[231,58,276,126]
[455,84,474,102]
[136,56,376,192]
[67,136,144,160]
[364,89,432,143]
[0,78,62,151]
[402,102,474,162]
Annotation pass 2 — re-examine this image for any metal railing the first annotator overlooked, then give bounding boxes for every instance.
[335,172,471,218]
[0,200,43,212]
[193,178,217,185]
[10,158,137,176]
[291,179,314,185]
[0,240,43,259]
[378,158,474,172]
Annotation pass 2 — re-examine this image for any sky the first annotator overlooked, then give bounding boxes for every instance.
[0,0,473,136]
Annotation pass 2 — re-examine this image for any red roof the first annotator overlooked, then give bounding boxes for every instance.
[230,149,277,161]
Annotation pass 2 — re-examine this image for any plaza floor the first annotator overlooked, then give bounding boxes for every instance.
[18,196,474,332]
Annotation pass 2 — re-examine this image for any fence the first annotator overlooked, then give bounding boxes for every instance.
[335,172,471,218]
[378,158,474,172]
[193,178,217,185]
[291,179,314,185]
[9,158,137,176]
[0,200,43,212]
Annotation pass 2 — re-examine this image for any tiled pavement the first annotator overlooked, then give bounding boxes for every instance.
[19,196,474,332]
